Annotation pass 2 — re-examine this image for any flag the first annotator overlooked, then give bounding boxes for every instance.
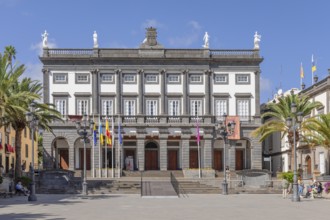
[93,120,97,147]
[99,118,104,145]
[312,54,316,73]
[196,118,200,144]
[106,118,112,147]
[300,63,304,79]
[118,122,123,145]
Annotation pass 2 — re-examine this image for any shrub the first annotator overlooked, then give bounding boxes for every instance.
[15,176,32,187]
[279,172,294,183]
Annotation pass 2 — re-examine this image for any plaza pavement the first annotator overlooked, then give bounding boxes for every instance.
[0,193,329,220]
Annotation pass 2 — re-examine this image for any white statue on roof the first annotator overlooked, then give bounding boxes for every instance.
[254,31,261,50]
[93,31,98,48]
[41,30,48,48]
[203,32,209,49]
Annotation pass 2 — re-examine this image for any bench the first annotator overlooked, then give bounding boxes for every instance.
[0,190,14,198]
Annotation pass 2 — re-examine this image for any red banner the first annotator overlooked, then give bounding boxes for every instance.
[226,116,240,140]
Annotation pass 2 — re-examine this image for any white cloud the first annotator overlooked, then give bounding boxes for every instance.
[141,19,163,29]
[260,77,272,92]
[168,20,203,47]
[30,38,57,56]
[24,62,43,81]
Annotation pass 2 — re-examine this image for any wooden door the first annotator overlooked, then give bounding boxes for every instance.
[59,149,69,170]
[145,150,158,170]
[214,150,222,171]
[168,150,178,170]
[79,148,91,170]
[189,149,198,169]
[235,149,244,170]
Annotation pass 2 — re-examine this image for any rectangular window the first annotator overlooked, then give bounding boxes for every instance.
[190,75,202,83]
[124,74,136,83]
[25,144,29,158]
[124,100,136,116]
[237,99,250,120]
[236,74,250,84]
[101,74,113,83]
[215,100,227,117]
[102,100,113,116]
[11,137,15,147]
[214,74,228,83]
[77,100,88,115]
[77,75,88,82]
[168,100,180,116]
[55,75,67,82]
[190,100,202,116]
[24,128,27,138]
[146,100,158,116]
[168,74,180,83]
[145,74,158,83]
[55,99,67,116]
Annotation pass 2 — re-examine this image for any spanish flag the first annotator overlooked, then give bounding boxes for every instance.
[312,54,316,73]
[99,118,104,145]
[300,63,304,79]
[105,118,112,147]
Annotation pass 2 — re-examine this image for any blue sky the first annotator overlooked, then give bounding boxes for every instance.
[0,0,329,103]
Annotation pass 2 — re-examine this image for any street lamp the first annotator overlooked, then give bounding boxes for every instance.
[75,113,94,196]
[217,113,236,195]
[26,101,39,202]
[286,103,303,202]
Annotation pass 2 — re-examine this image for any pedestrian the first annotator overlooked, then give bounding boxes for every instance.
[282,178,288,198]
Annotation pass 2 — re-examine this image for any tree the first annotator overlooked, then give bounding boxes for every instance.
[252,91,322,169]
[303,113,330,148]
[6,78,62,178]
[4,45,16,70]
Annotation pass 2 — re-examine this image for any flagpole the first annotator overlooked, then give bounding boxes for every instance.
[117,115,121,178]
[112,116,114,178]
[92,115,95,178]
[197,116,201,179]
[106,116,108,178]
[98,116,102,178]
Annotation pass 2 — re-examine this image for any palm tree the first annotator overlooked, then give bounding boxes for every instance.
[4,45,16,69]
[252,91,323,169]
[0,53,26,126]
[303,113,330,148]
[6,78,62,178]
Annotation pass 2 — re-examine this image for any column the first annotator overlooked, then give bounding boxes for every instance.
[91,69,99,114]
[159,136,167,171]
[250,137,262,169]
[138,69,144,115]
[182,70,188,115]
[204,70,211,115]
[137,136,145,171]
[42,68,50,104]
[115,69,122,114]
[181,135,190,169]
[228,142,235,170]
[255,70,261,116]
[160,69,166,114]
[203,137,212,169]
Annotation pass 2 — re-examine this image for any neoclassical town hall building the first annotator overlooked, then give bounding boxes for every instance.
[40,28,263,177]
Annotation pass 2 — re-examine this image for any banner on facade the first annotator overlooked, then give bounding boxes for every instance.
[226,116,240,140]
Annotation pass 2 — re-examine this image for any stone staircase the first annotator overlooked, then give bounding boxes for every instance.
[177,181,221,194]
[123,170,184,178]
[87,180,141,194]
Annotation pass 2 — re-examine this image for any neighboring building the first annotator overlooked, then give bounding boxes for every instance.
[263,75,330,178]
[0,124,38,175]
[40,28,263,177]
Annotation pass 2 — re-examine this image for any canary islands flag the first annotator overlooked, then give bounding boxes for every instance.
[312,54,316,73]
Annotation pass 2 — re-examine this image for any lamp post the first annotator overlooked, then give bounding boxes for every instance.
[217,113,236,195]
[26,101,39,202]
[286,103,303,202]
[75,113,94,196]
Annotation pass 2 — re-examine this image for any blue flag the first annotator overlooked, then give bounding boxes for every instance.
[118,122,123,145]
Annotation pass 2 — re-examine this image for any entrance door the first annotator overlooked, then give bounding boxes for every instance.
[168,149,178,170]
[306,156,312,176]
[79,148,91,170]
[214,150,222,171]
[145,150,158,170]
[59,149,69,170]
[189,149,198,169]
[235,149,244,170]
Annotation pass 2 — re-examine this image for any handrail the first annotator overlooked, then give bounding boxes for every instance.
[170,172,180,197]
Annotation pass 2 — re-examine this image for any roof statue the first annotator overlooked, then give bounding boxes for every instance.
[203,32,209,49]
[254,31,261,50]
[42,30,48,48]
[93,31,98,48]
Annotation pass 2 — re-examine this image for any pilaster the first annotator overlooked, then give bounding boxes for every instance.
[182,69,188,115]
[138,69,144,115]
[91,69,99,114]
[203,138,212,168]
[115,69,122,114]
[42,68,50,104]
[159,136,167,171]
[160,69,166,115]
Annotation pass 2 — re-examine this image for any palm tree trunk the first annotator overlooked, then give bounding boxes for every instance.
[14,128,23,178]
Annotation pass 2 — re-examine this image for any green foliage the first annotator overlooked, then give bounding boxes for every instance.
[279,172,294,183]
[15,176,32,187]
